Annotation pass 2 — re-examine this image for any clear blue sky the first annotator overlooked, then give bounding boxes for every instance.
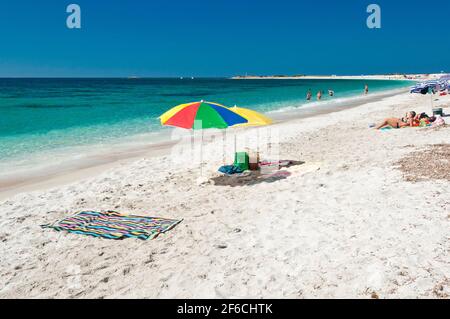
[0,0,448,77]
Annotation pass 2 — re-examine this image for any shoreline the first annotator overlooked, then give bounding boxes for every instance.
[0,87,410,200]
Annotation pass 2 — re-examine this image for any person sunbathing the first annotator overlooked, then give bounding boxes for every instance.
[415,112,436,123]
[375,111,416,129]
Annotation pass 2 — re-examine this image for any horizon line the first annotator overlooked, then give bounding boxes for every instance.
[0,72,441,80]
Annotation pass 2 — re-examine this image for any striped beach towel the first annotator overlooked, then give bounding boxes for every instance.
[42,211,182,240]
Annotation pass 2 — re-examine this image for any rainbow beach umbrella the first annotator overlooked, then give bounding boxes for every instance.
[159,101,247,179]
[160,101,247,129]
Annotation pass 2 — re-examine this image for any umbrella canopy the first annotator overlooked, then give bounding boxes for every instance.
[160,101,247,130]
[410,80,444,94]
[439,75,450,90]
[229,106,273,127]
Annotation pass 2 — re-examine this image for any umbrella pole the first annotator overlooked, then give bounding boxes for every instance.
[222,130,226,165]
[200,129,204,177]
[257,128,260,155]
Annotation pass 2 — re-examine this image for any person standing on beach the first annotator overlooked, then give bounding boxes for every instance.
[364,84,369,95]
[317,90,322,101]
[306,89,312,101]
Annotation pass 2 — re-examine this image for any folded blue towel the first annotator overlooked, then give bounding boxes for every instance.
[218,165,244,175]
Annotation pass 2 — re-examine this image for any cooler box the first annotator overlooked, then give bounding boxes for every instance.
[432,108,443,116]
[234,152,249,171]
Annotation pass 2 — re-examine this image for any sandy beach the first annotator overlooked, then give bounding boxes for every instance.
[0,90,449,299]
[231,74,437,80]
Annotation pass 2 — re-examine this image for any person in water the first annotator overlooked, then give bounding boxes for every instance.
[306,89,312,101]
[328,89,334,97]
[317,90,322,101]
[364,84,369,95]
[375,111,416,129]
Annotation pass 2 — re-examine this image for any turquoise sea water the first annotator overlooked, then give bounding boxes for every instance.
[0,78,411,168]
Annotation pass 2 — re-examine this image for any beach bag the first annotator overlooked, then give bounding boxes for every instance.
[247,150,260,171]
[234,152,249,171]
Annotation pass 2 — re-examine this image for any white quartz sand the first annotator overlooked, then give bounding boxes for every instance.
[0,91,449,299]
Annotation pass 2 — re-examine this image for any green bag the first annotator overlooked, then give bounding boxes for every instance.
[234,152,249,171]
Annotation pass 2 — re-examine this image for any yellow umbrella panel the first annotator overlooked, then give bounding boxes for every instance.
[229,106,273,127]
[228,106,273,158]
